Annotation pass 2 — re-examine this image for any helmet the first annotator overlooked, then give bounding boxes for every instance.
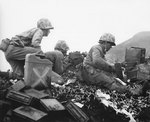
[37,18,54,29]
[99,33,116,46]
[54,40,69,52]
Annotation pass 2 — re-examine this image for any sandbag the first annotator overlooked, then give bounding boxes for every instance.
[65,101,89,122]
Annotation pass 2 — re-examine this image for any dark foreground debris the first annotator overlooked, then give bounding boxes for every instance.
[0,64,150,122]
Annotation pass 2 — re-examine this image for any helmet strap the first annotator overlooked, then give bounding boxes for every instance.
[102,41,107,53]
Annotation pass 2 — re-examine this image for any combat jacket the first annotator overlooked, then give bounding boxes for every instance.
[83,44,112,72]
[10,28,43,48]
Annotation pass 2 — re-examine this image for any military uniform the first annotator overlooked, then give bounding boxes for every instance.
[5,28,44,77]
[45,50,64,75]
[4,18,53,77]
[82,43,128,93]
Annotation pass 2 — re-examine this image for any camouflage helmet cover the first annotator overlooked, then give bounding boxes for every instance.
[54,40,69,52]
[99,33,116,46]
[37,18,54,29]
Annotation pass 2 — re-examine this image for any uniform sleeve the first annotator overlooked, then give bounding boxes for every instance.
[92,47,112,72]
[31,29,43,48]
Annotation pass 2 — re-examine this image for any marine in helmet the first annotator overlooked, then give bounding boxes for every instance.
[4,18,54,77]
[44,40,69,85]
[82,33,129,93]
[45,40,69,75]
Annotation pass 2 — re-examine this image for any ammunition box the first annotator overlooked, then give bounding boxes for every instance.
[24,89,49,99]
[127,69,150,80]
[13,106,47,122]
[8,80,25,91]
[6,90,32,105]
[127,63,150,80]
[125,47,146,72]
[65,101,89,122]
[125,47,146,65]
[40,98,65,112]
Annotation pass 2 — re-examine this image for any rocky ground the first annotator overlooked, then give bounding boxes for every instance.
[0,53,150,122]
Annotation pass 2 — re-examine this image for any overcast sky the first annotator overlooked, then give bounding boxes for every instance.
[1,0,150,71]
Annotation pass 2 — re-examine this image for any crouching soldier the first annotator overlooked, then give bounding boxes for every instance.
[3,18,54,78]
[44,40,70,84]
[82,33,129,93]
